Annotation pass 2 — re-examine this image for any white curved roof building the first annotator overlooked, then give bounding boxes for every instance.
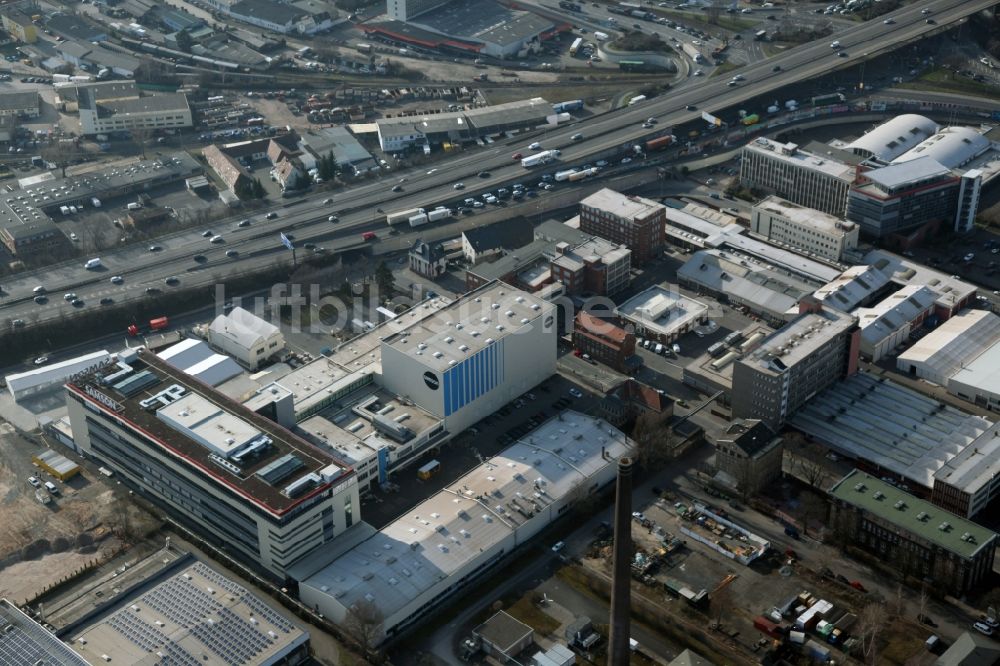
[892,126,992,169]
[845,114,939,162]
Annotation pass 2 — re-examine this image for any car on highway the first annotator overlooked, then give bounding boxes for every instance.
[266,212,278,219]
[838,51,848,57]
[732,74,745,81]
[145,287,160,295]
[478,171,490,178]
[646,117,658,124]
[453,182,465,189]
[32,285,46,294]
[925,18,935,23]
[571,133,584,141]
[772,64,781,71]
[201,230,213,238]
[100,297,114,305]
[830,40,840,48]
[693,69,704,76]
[148,244,161,252]
[71,298,84,307]
[33,295,46,304]
[391,184,403,192]
[210,235,224,243]
[685,104,696,110]
[621,157,632,164]
[69,232,78,241]
[883,17,894,24]
[642,122,654,128]
[11,319,24,328]
[328,214,339,222]
[165,276,180,285]
[238,219,251,227]
[33,357,48,365]
[64,292,77,301]
[528,142,541,150]
[511,152,522,160]
[110,275,124,284]
[225,249,238,258]
[727,80,738,87]
[304,243,317,251]
[551,541,565,553]
[323,198,333,204]
[921,7,931,13]
[194,254,207,262]
[569,387,583,398]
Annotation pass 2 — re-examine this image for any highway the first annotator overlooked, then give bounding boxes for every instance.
[0,0,993,330]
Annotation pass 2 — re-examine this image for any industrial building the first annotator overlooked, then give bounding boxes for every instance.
[1,9,38,43]
[731,298,859,430]
[811,264,893,313]
[897,309,1000,411]
[843,114,940,163]
[65,348,360,580]
[615,285,709,345]
[579,189,665,264]
[854,285,937,361]
[380,0,559,58]
[750,196,859,262]
[6,350,111,402]
[298,127,374,172]
[62,553,309,666]
[208,307,286,370]
[375,98,552,152]
[0,90,40,118]
[682,322,774,400]
[293,411,635,642]
[461,218,534,264]
[78,89,192,136]
[0,209,67,261]
[0,599,90,666]
[828,470,996,596]
[863,250,977,320]
[158,338,244,386]
[790,372,1000,518]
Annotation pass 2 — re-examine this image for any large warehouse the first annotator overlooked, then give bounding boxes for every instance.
[293,411,634,642]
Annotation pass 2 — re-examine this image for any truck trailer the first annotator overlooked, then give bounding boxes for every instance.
[127,316,169,336]
[387,207,425,225]
[521,150,559,168]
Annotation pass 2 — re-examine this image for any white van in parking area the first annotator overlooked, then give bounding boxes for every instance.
[654,343,664,354]
[44,481,59,495]
[84,258,102,269]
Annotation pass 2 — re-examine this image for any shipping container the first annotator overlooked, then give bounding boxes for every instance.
[417,460,441,480]
[753,616,784,640]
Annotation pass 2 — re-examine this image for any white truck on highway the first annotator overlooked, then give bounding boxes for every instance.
[521,150,560,168]
[427,208,452,222]
[409,212,429,226]
[554,169,578,182]
[568,167,598,182]
[387,207,425,225]
[682,42,705,63]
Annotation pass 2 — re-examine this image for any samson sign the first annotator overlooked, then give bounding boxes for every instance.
[84,384,125,413]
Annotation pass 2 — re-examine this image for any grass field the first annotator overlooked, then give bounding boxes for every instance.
[895,67,1000,100]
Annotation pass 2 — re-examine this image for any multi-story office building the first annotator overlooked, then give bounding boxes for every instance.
[829,470,996,596]
[846,156,964,240]
[579,189,665,264]
[740,138,856,217]
[750,196,859,262]
[731,298,859,429]
[65,349,359,580]
[549,238,631,296]
[79,90,192,136]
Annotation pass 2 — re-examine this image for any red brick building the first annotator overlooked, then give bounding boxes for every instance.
[579,188,665,264]
[573,311,637,372]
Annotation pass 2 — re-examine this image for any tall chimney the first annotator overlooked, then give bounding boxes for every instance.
[608,456,633,666]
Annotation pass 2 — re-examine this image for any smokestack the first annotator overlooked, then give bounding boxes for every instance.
[608,456,633,666]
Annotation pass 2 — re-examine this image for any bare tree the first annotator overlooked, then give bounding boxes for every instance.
[344,599,384,657]
[892,583,905,617]
[792,455,828,489]
[631,412,674,469]
[916,588,929,623]
[857,602,885,665]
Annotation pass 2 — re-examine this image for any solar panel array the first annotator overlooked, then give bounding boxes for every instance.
[104,608,201,666]
[0,606,89,666]
[192,563,295,633]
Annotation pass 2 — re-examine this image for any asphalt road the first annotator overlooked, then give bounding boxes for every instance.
[0,0,987,330]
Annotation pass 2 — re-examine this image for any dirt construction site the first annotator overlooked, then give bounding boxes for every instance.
[0,423,161,604]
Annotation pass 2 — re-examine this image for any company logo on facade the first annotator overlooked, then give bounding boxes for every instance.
[84,384,125,412]
[423,371,440,390]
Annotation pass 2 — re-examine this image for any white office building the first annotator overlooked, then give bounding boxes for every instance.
[750,196,859,262]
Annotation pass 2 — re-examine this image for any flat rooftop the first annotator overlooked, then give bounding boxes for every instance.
[70,557,308,666]
[616,285,708,337]
[742,306,856,372]
[328,296,454,372]
[416,0,555,47]
[462,97,552,131]
[67,349,352,517]
[754,196,855,237]
[664,203,744,248]
[864,249,978,313]
[830,470,995,560]
[790,373,993,489]
[715,234,843,284]
[950,343,1000,395]
[298,411,633,623]
[684,322,774,390]
[16,153,201,211]
[856,156,954,193]
[745,137,856,182]
[897,310,1000,379]
[580,188,664,221]
[381,282,551,373]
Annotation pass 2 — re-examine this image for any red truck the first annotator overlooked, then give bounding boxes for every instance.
[646,135,677,151]
[362,231,377,242]
[753,616,785,640]
[127,316,169,336]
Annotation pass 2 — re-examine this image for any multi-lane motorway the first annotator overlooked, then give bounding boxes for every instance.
[0,0,993,329]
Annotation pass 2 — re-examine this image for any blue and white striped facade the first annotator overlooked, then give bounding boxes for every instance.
[442,339,505,417]
[378,283,556,434]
